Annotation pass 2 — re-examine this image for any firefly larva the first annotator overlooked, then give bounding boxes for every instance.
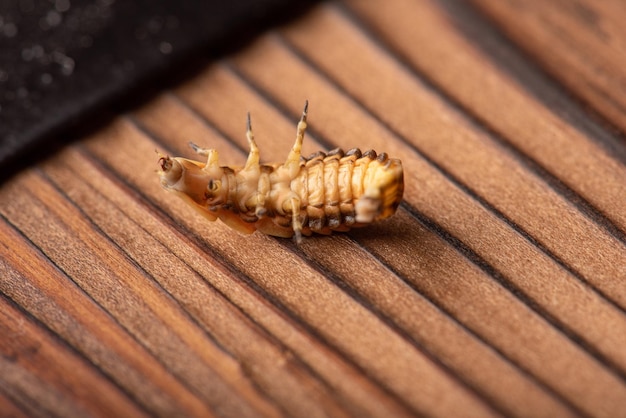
[157,101,403,242]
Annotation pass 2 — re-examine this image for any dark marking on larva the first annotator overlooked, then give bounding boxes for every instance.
[345,148,362,158]
[363,149,377,159]
[306,150,326,161]
[327,147,344,157]
[260,165,274,173]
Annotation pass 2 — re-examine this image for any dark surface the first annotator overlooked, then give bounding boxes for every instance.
[0,0,319,182]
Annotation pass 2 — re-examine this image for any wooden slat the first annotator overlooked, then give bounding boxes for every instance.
[0,173,267,418]
[0,292,148,418]
[0,221,215,417]
[1,1,626,417]
[0,389,30,418]
[346,0,626,234]
[471,0,626,135]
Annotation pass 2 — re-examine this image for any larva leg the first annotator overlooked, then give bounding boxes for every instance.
[289,195,303,244]
[284,101,308,177]
[256,168,270,217]
[243,112,268,216]
[189,142,219,169]
[243,112,260,171]
[189,142,208,156]
[355,188,382,223]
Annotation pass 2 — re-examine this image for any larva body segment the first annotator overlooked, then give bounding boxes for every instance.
[157,102,403,242]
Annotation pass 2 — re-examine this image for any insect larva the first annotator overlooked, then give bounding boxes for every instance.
[157,101,403,242]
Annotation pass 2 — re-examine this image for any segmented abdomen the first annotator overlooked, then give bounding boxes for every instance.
[292,148,403,236]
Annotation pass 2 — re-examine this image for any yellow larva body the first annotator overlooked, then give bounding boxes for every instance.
[157,102,403,242]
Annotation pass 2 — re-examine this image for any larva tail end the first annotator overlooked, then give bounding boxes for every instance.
[355,159,404,223]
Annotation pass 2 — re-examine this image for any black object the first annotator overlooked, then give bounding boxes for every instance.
[0,0,320,182]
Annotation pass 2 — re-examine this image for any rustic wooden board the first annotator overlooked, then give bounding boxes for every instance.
[1,1,625,417]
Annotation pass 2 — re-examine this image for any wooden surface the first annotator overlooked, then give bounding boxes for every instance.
[2,1,626,417]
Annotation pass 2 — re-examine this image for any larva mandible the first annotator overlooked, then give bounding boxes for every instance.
[157,101,404,242]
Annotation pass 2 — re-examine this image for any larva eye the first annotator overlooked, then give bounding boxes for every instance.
[208,179,220,192]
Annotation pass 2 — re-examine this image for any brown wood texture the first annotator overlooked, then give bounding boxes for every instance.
[1,1,626,417]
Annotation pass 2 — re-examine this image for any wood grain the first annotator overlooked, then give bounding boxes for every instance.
[471,0,626,136]
[1,1,625,417]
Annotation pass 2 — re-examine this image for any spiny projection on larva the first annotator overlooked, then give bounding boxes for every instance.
[157,101,404,242]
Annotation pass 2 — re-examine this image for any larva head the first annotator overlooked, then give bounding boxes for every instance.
[157,154,183,187]
[157,153,226,209]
